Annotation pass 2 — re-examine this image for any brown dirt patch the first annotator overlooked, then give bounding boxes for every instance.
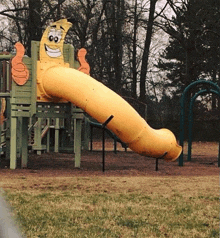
[0,141,219,177]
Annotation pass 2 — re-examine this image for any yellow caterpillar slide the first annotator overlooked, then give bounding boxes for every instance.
[42,67,181,161]
[37,19,182,162]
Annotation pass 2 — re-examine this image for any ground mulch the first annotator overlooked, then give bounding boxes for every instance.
[0,141,218,177]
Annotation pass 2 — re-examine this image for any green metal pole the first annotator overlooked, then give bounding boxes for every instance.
[179,95,185,166]
[179,79,220,166]
[187,96,195,161]
[83,117,90,150]
[188,89,219,162]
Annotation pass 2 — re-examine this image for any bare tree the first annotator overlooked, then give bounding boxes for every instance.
[0,0,67,55]
[139,0,157,102]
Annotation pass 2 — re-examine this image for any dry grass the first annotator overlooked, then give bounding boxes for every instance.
[0,142,219,237]
[0,174,219,238]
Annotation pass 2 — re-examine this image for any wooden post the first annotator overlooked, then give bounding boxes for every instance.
[5,98,10,160]
[21,117,28,168]
[54,118,59,153]
[46,118,50,152]
[17,117,22,158]
[10,117,17,169]
[74,118,76,154]
[34,118,42,155]
[74,118,82,168]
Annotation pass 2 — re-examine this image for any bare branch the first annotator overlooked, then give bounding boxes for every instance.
[0,7,28,22]
[0,12,26,22]
[0,33,16,44]
[0,8,28,14]
[44,0,56,20]
[154,1,169,20]
[42,0,67,25]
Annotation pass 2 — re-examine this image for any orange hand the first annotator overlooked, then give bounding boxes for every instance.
[11,42,29,85]
[77,48,90,75]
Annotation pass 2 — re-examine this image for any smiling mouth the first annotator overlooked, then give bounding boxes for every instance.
[44,44,61,57]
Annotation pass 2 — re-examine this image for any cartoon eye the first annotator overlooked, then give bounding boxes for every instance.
[49,35,54,42]
[48,28,56,42]
[54,36,59,43]
[48,28,62,43]
[54,30,62,43]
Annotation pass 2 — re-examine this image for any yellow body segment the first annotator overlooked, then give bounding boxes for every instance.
[37,19,182,161]
[42,66,182,161]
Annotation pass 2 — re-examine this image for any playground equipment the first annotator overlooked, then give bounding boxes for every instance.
[88,118,128,152]
[0,19,182,169]
[38,19,181,161]
[0,28,85,169]
[179,80,220,166]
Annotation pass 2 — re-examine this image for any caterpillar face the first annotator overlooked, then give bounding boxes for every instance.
[39,19,72,62]
[44,27,63,57]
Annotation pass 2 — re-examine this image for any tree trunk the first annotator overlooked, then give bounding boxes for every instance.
[139,0,157,102]
[104,0,124,93]
[27,0,42,56]
[114,0,124,92]
[57,0,62,19]
[132,0,138,98]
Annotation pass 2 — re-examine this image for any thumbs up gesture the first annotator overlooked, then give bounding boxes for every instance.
[11,42,29,85]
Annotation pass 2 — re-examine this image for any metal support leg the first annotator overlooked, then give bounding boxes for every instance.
[102,115,114,172]
[83,117,90,150]
[155,152,168,171]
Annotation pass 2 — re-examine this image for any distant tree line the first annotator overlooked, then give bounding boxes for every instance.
[0,0,164,113]
[0,0,219,140]
[155,0,220,140]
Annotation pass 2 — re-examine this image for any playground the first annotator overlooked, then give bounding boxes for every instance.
[0,18,219,172]
[0,142,219,238]
[0,140,219,176]
[0,19,219,237]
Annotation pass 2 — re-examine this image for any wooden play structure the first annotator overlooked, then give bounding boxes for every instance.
[0,40,88,169]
